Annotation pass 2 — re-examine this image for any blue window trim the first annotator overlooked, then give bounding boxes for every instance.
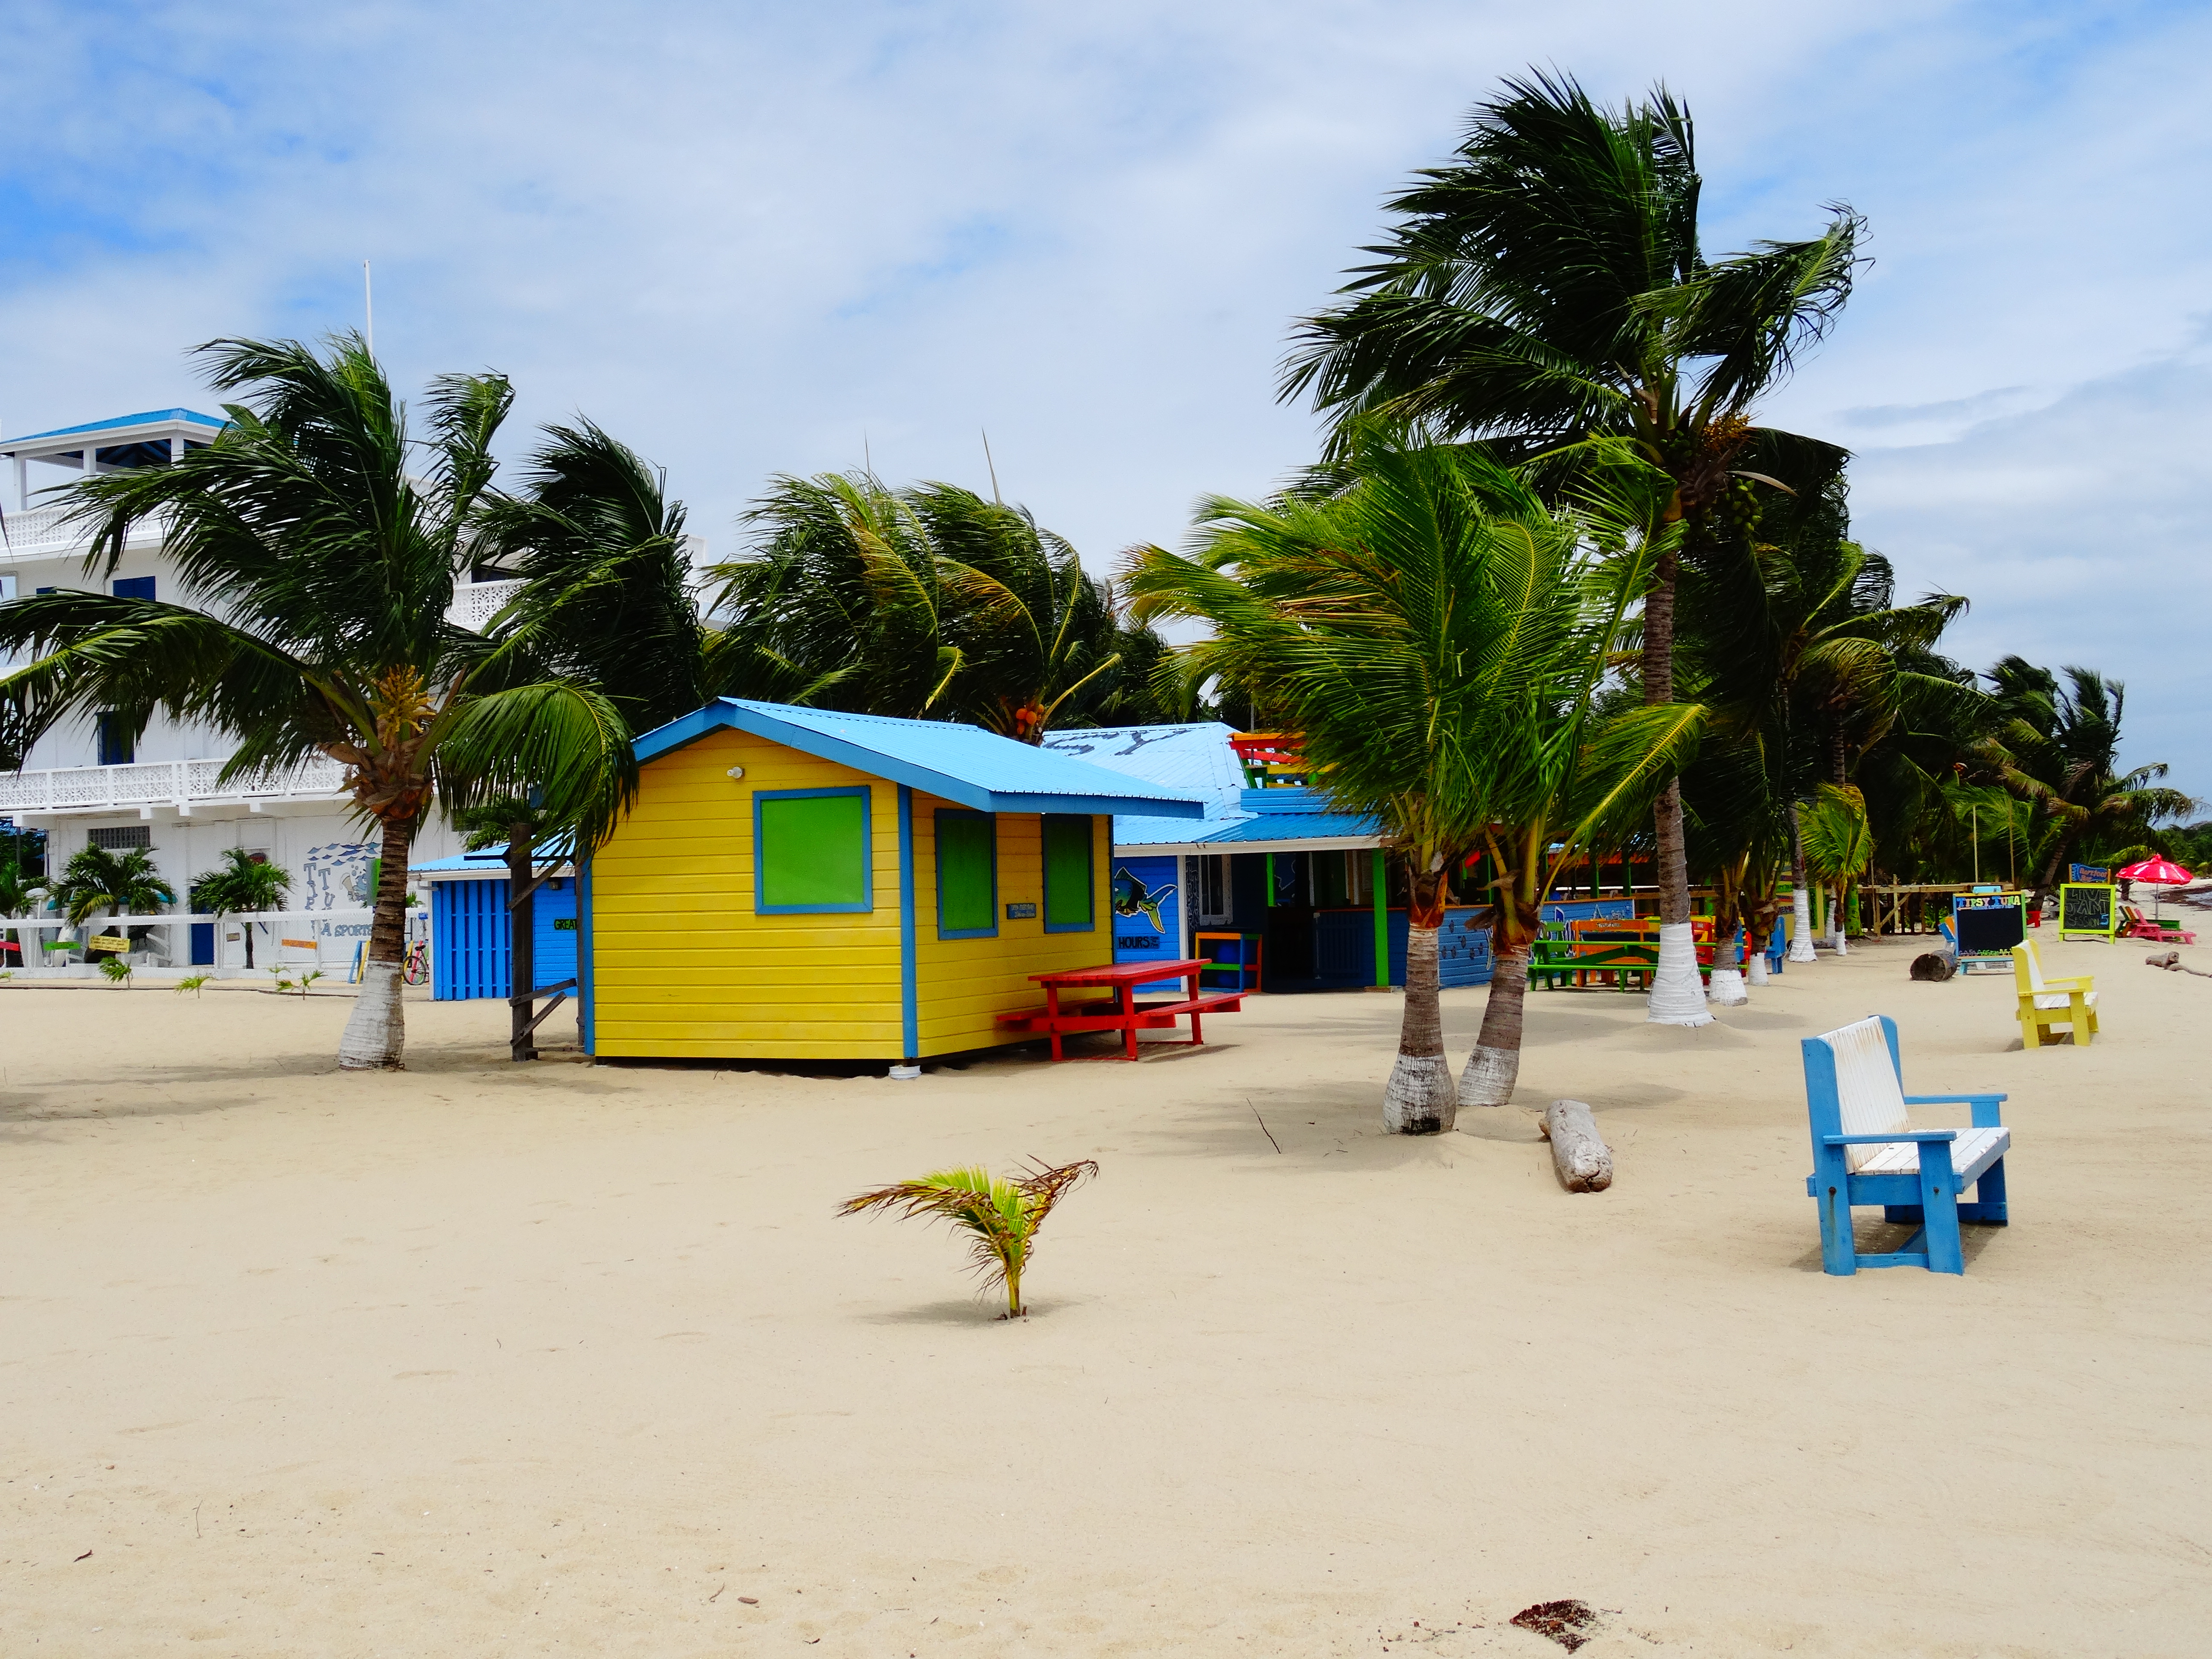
[897,787,918,1061]
[934,809,999,940]
[578,859,595,1056]
[753,785,874,914]
[1042,813,1096,934]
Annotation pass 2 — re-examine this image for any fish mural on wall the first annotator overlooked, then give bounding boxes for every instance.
[1112,864,1176,935]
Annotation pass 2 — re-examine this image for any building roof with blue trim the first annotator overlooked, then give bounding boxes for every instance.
[632,700,1207,819]
[1037,723,1385,853]
[1037,722,1249,846]
[412,841,575,879]
[2,408,227,449]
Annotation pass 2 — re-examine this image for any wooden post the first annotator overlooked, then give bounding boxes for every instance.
[506,829,537,1063]
[1371,847,1389,989]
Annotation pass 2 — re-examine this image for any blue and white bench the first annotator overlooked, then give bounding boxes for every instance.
[1802,1015,2011,1275]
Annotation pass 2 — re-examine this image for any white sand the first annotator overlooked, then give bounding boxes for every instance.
[3,937,2207,1656]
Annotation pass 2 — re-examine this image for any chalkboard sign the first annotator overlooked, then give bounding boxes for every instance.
[2058,882,2118,940]
[1953,894,2026,961]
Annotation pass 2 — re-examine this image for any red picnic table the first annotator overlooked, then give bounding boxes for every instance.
[997,958,1246,1061]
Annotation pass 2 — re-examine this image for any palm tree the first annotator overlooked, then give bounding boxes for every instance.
[1280,69,1861,1026]
[47,844,177,955]
[840,1159,1098,1319]
[1125,436,1698,1129]
[0,335,637,1069]
[189,847,290,970]
[471,422,708,1060]
[1676,467,1978,957]
[705,472,1169,740]
[1985,660,2196,907]
[908,483,1153,739]
[1799,784,1874,951]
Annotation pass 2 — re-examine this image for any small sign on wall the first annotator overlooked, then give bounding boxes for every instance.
[86,934,130,954]
[1004,902,1037,920]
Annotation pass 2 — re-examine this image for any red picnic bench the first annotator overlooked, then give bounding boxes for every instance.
[997,958,1245,1061]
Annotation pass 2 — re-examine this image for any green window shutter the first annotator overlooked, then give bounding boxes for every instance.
[757,791,870,911]
[936,813,996,936]
[1042,815,1094,931]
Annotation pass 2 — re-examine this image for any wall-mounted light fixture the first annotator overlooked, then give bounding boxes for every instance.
[725,765,746,781]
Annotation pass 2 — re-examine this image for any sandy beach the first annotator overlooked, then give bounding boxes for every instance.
[3,936,2207,1656]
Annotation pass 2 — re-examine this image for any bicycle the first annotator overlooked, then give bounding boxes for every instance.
[402,937,431,987]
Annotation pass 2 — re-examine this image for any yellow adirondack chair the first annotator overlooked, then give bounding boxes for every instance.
[2012,942,2098,1048]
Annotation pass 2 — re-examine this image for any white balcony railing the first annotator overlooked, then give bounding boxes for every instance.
[447,578,525,630]
[0,503,166,560]
[0,755,346,815]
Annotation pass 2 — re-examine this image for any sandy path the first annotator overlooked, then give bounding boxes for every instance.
[2,937,2207,1656]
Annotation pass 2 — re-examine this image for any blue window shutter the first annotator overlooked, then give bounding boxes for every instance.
[112,577,157,600]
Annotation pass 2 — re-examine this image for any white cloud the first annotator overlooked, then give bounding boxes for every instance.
[1849,333,2212,801]
[2,0,2204,794]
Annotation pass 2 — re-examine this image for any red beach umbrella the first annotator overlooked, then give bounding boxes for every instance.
[2117,857,2194,922]
[2117,858,2192,886]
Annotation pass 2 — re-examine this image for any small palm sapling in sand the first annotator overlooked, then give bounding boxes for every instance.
[839,1159,1098,1318]
[99,956,134,987]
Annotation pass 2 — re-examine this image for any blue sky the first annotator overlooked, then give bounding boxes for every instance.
[3,1,2206,798]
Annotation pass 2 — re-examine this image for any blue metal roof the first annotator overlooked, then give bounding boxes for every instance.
[0,408,227,447]
[1039,722,1249,847]
[631,700,1206,819]
[1039,726,1386,851]
[412,840,574,877]
[1199,811,1383,845]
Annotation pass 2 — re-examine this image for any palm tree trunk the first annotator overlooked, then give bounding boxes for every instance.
[506,824,537,1063]
[1707,859,1749,1007]
[1383,863,1455,1134]
[339,818,412,1070]
[1459,942,1529,1107]
[1642,562,1711,1027]
[1787,804,1817,963]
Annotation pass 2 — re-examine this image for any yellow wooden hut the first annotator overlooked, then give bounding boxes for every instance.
[579,699,1205,1065]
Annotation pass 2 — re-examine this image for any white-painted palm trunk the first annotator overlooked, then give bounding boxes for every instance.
[1706,966,1748,1006]
[1459,945,1530,1109]
[1787,887,1818,962]
[1458,1042,1519,1108]
[1384,1053,1458,1133]
[339,960,406,1069]
[1383,921,1455,1134]
[1828,885,1848,955]
[1746,949,1771,987]
[1645,921,1712,1026]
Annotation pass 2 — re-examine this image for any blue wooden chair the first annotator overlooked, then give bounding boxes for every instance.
[1802,1015,2010,1275]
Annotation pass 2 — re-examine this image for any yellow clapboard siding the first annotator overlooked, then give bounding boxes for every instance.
[588,727,901,1057]
[594,951,902,973]
[596,1036,901,1060]
[908,798,1116,1056]
[598,1016,904,1038]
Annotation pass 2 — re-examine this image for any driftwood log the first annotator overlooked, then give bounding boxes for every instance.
[1539,1099,1613,1193]
[2147,950,2212,978]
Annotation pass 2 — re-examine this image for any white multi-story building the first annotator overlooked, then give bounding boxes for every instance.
[2,408,497,967]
